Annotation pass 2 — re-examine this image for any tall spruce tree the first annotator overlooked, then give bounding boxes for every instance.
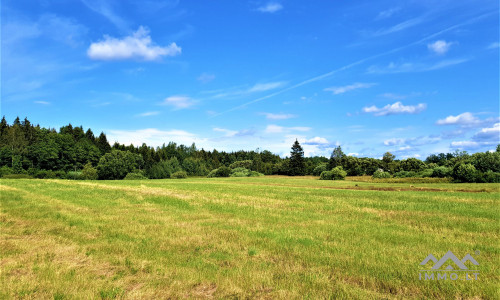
[289,139,305,176]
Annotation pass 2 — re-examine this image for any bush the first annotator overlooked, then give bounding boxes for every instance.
[477,171,500,183]
[313,163,328,176]
[372,169,391,179]
[452,163,477,183]
[1,174,33,179]
[230,172,248,177]
[82,162,98,180]
[417,168,434,178]
[319,171,334,180]
[207,166,231,178]
[147,158,182,179]
[124,172,148,180]
[431,166,451,178]
[0,166,13,177]
[249,171,264,177]
[229,160,253,169]
[330,166,347,180]
[35,170,57,179]
[393,171,416,178]
[171,171,187,179]
[67,171,84,180]
[97,150,143,180]
[400,158,425,172]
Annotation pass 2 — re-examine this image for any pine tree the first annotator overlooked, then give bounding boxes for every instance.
[96,132,112,154]
[289,139,305,176]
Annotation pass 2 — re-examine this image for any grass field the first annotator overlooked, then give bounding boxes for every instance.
[1,177,499,299]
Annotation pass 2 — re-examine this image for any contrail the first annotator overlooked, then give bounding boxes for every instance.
[210,11,496,118]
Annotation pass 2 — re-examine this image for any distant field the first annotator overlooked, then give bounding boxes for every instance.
[1,177,498,299]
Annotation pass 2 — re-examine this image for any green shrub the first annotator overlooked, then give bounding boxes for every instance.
[82,162,98,180]
[35,170,57,179]
[313,163,328,176]
[372,169,391,179]
[431,166,451,178]
[230,172,249,177]
[417,168,434,178]
[248,171,264,177]
[393,171,416,178]
[207,166,231,178]
[1,174,33,179]
[171,171,188,179]
[331,166,347,180]
[0,166,13,177]
[124,172,147,180]
[67,171,84,180]
[229,160,253,169]
[319,171,334,180]
[452,163,477,183]
[477,171,500,183]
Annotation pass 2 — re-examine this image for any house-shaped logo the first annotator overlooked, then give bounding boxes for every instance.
[420,250,479,270]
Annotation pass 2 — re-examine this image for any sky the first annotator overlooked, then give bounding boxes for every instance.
[1,0,499,158]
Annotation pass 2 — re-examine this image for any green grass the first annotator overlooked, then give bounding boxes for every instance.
[1,177,498,299]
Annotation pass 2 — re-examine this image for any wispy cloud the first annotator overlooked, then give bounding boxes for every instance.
[161,95,195,110]
[257,2,283,13]
[363,102,426,116]
[427,40,453,55]
[367,59,468,74]
[324,82,375,95]
[137,111,160,117]
[80,0,128,30]
[264,125,311,134]
[87,26,181,61]
[211,12,492,117]
[34,100,50,105]
[212,81,286,99]
[261,113,297,120]
[376,7,401,20]
[373,17,424,36]
[213,127,255,138]
[487,42,499,49]
[107,128,203,148]
[197,73,215,83]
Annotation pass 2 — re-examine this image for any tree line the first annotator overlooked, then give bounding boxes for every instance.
[0,117,498,182]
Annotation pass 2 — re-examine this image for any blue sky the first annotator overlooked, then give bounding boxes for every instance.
[1,0,499,158]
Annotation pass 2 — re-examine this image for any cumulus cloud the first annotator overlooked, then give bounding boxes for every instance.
[257,2,283,13]
[324,83,375,95]
[363,102,426,116]
[87,26,181,61]
[436,112,480,126]
[264,125,311,134]
[427,40,453,55]
[472,123,499,141]
[383,138,406,146]
[161,95,195,109]
[303,137,329,145]
[261,113,296,120]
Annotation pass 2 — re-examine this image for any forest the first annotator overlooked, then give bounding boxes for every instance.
[0,116,498,182]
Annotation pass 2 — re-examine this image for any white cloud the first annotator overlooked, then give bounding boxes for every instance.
[137,111,160,117]
[472,123,499,141]
[367,59,467,74]
[264,125,311,134]
[373,17,424,36]
[261,113,297,120]
[487,42,500,49]
[87,26,181,61]
[34,100,50,105]
[427,40,453,55]
[383,138,405,146]
[363,102,426,116]
[162,95,195,109]
[347,153,359,156]
[324,82,375,95]
[376,7,401,20]
[213,127,255,138]
[197,73,215,83]
[248,82,286,93]
[450,141,480,148]
[304,137,329,145]
[213,127,238,137]
[436,112,480,126]
[257,2,283,13]
[81,0,128,30]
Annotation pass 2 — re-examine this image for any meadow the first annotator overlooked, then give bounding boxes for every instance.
[1,177,498,299]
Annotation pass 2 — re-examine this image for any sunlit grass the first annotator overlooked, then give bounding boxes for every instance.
[1,177,498,299]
